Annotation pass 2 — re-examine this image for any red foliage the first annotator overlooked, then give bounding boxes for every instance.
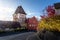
[46,6,55,17]
[26,16,38,30]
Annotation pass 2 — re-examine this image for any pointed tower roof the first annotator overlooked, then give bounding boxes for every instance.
[15,6,26,15]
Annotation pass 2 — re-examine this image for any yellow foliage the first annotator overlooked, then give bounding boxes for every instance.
[38,15,60,31]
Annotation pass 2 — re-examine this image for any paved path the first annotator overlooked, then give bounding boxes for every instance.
[0,32,35,40]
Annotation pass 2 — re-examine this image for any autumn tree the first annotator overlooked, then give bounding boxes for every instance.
[38,15,60,32]
[38,5,60,32]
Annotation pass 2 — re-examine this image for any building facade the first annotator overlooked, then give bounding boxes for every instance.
[54,3,60,15]
[13,6,26,28]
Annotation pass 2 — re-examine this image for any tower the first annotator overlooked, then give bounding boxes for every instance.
[13,6,26,27]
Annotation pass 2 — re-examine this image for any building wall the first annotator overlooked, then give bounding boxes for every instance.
[54,3,60,15]
[13,13,26,28]
[13,14,18,22]
[18,13,26,23]
[13,13,26,22]
[55,9,60,15]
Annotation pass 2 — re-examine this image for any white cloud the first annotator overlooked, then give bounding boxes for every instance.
[0,1,41,21]
[0,6,15,21]
[26,11,41,20]
[26,11,36,18]
[35,16,41,21]
[0,1,15,21]
[26,11,34,15]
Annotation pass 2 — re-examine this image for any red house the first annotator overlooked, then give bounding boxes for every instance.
[26,16,38,31]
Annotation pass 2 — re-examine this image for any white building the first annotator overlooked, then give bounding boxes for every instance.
[13,6,26,27]
[54,3,60,15]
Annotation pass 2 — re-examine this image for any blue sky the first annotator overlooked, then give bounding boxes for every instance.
[0,0,60,21]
